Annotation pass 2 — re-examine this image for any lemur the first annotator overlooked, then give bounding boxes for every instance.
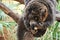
[17,0,58,40]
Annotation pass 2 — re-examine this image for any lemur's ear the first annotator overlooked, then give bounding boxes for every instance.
[24,0,31,6]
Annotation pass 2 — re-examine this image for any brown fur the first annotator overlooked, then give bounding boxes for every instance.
[17,0,57,40]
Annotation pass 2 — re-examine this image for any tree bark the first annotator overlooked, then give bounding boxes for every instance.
[56,13,60,22]
[14,0,24,4]
[0,2,20,23]
[56,11,60,22]
[0,37,4,40]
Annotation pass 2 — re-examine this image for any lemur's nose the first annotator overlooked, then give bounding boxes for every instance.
[30,20,37,29]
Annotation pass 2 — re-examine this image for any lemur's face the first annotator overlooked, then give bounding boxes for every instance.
[24,2,48,36]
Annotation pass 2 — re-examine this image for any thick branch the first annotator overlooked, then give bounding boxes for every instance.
[14,0,24,4]
[56,17,60,22]
[56,10,60,22]
[0,2,20,23]
[56,13,60,22]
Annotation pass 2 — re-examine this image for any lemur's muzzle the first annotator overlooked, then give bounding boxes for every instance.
[30,20,44,30]
[30,20,37,29]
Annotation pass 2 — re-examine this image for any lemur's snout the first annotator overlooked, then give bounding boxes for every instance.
[30,20,38,30]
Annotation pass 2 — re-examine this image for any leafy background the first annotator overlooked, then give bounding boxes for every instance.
[0,0,60,40]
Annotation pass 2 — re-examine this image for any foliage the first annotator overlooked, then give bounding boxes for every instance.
[0,0,20,40]
[57,0,60,11]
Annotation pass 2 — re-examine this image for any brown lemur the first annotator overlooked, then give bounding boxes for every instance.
[17,0,58,40]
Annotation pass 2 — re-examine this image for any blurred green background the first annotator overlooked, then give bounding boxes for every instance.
[0,0,60,40]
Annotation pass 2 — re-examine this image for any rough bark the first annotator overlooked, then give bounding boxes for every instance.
[0,37,4,40]
[56,10,60,22]
[0,2,20,23]
[14,0,24,4]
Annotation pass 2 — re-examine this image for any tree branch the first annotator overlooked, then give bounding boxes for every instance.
[56,13,60,22]
[14,0,24,4]
[0,2,20,23]
[55,10,60,22]
[56,17,60,22]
